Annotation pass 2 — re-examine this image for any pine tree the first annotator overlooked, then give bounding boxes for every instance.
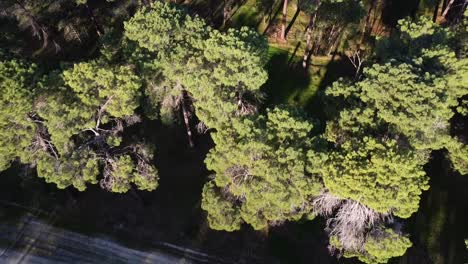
[0,56,37,170]
[317,17,467,263]
[32,61,159,192]
[317,136,429,218]
[123,2,268,140]
[0,52,159,192]
[331,228,412,264]
[202,107,323,230]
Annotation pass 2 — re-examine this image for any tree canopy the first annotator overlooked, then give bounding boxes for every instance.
[0,1,467,263]
[203,107,323,230]
[0,57,37,171]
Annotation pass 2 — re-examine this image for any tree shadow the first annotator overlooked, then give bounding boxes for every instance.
[381,0,421,27]
[258,0,279,29]
[268,219,344,264]
[263,0,284,34]
[224,0,250,28]
[185,0,224,26]
[187,0,249,28]
[303,55,355,124]
[261,47,312,108]
[403,152,468,264]
[285,6,301,38]
[229,8,261,28]
[288,41,302,66]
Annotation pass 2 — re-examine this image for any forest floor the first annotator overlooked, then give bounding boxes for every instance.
[229,0,329,109]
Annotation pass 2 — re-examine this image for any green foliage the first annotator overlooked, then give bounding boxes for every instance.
[202,107,322,230]
[63,61,141,118]
[361,229,412,263]
[358,62,458,150]
[203,28,268,91]
[37,61,141,153]
[318,137,429,218]
[327,17,467,172]
[36,62,158,192]
[131,143,159,191]
[125,2,279,231]
[103,155,138,193]
[446,139,468,175]
[36,82,94,153]
[1,3,467,262]
[373,20,467,171]
[0,58,37,170]
[327,61,466,151]
[124,2,268,129]
[190,27,268,128]
[124,2,188,54]
[0,54,159,192]
[330,229,412,264]
[35,148,99,191]
[319,18,467,262]
[324,81,430,218]
[201,181,242,231]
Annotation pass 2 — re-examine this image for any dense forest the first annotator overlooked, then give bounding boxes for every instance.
[0,0,467,263]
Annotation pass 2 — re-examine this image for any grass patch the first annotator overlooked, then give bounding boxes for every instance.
[229,0,310,50]
[262,46,324,109]
[261,46,355,122]
[228,0,264,29]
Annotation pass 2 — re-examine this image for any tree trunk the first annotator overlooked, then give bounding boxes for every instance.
[85,4,104,36]
[362,0,377,38]
[327,25,338,55]
[441,0,455,18]
[302,7,319,69]
[313,30,322,55]
[285,6,301,38]
[442,0,449,12]
[433,0,442,22]
[181,90,194,148]
[222,0,233,27]
[280,0,288,41]
[14,0,49,52]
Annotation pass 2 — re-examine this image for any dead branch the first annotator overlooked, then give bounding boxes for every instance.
[313,191,343,216]
[346,50,363,78]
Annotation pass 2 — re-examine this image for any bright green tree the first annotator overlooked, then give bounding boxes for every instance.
[331,228,412,264]
[32,61,159,192]
[191,27,268,129]
[374,17,467,150]
[446,139,468,175]
[317,17,467,262]
[124,2,268,131]
[201,181,243,231]
[202,107,323,230]
[318,136,429,218]
[35,148,99,191]
[0,57,37,170]
[0,55,159,192]
[362,229,412,263]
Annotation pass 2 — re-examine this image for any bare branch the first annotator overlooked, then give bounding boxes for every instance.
[96,95,114,129]
[313,191,343,216]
